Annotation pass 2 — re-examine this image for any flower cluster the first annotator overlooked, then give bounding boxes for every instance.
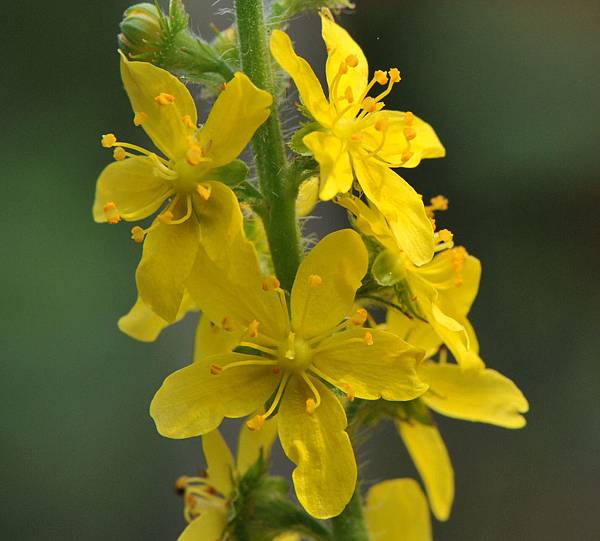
[94,4,528,540]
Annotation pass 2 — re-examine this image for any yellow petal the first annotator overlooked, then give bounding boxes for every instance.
[92,156,171,222]
[236,418,278,475]
[365,478,432,541]
[120,53,197,159]
[352,156,434,266]
[118,293,194,342]
[197,72,272,168]
[296,176,320,217]
[202,429,234,496]
[193,314,241,363]
[135,203,200,322]
[312,328,428,401]
[273,535,301,541]
[150,355,278,438]
[367,111,445,168]
[270,30,331,124]
[291,229,367,339]
[335,195,395,249]
[320,10,369,100]
[386,309,442,360]
[397,419,454,521]
[278,376,356,519]
[303,131,353,200]
[421,362,529,428]
[177,507,227,541]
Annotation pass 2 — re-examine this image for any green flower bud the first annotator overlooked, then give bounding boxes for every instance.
[118,3,163,61]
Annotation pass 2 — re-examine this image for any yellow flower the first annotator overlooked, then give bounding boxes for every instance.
[270,10,445,265]
[341,195,482,368]
[151,229,428,519]
[365,478,432,541]
[92,53,272,321]
[387,318,529,522]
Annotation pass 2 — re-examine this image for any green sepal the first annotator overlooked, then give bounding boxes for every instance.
[289,122,320,156]
[398,398,435,426]
[371,248,406,287]
[207,160,249,186]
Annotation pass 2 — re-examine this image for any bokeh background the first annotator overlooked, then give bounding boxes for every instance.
[2,0,599,539]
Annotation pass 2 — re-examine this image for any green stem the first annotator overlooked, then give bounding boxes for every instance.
[331,489,370,541]
[234,0,302,290]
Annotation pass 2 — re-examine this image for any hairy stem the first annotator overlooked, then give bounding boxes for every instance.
[331,489,370,541]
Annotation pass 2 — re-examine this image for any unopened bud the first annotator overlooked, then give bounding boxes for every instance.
[118,3,163,61]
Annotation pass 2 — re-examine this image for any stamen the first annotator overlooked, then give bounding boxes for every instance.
[133,112,147,126]
[374,118,388,132]
[350,308,368,326]
[404,126,417,141]
[220,358,279,372]
[401,150,414,163]
[210,364,223,375]
[344,86,354,103]
[308,274,323,287]
[222,316,235,331]
[196,184,212,201]
[246,415,265,431]
[182,115,195,129]
[158,210,175,224]
[101,133,117,148]
[362,97,378,113]
[363,331,374,346]
[374,70,388,85]
[301,373,322,414]
[259,373,291,422]
[450,247,468,286]
[247,320,260,338]
[285,332,296,360]
[165,196,193,225]
[341,383,356,401]
[103,201,121,224]
[186,144,206,166]
[404,111,415,125]
[438,229,453,243]
[389,68,401,83]
[309,365,352,398]
[155,93,176,105]
[131,226,145,243]
[262,276,281,291]
[430,195,449,211]
[345,54,359,67]
[238,341,277,356]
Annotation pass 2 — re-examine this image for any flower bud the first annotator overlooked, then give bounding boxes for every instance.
[118,3,163,61]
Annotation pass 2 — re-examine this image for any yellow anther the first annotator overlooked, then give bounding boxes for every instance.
[374,70,388,85]
[247,319,260,338]
[222,316,235,331]
[344,86,354,103]
[351,308,368,326]
[342,383,355,401]
[345,54,359,68]
[131,226,145,243]
[308,274,323,287]
[374,118,388,132]
[362,97,378,113]
[182,115,195,129]
[338,62,349,75]
[306,398,317,415]
[450,247,467,286]
[389,68,401,83]
[113,146,127,161]
[246,415,265,431]
[429,216,437,230]
[103,201,121,224]
[401,150,414,163]
[404,126,417,141]
[262,276,281,291]
[404,111,415,125]
[133,112,147,126]
[438,229,454,243]
[363,331,374,346]
[186,144,204,166]
[101,133,117,148]
[158,210,174,224]
[154,92,176,105]
[430,195,449,211]
[351,133,363,142]
[186,493,197,509]
[210,364,223,375]
[196,184,212,201]
[175,476,189,491]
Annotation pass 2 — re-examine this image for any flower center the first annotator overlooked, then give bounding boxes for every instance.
[278,332,313,373]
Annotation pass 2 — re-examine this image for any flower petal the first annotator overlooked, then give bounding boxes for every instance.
[303,131,353,200]
[397,419,454,521]
[92,156,171,222]
[150,355,278,438]
[421,362,529,428]
[270,30,331,124]
[352,156,434,266]
[386,309,442,360]
[320,10,369,100]
[177,507,227,541]
[291,230,367,339]
[118,293,194,342]
[120,53,197,160]
[197,72,272,168]
[135,202,200,322]
[365,479,432,541]
[312,328,428,401]
[278,376,356,519]
[193,314,241,363]
[236,419,278,475]
[202,429,234,496]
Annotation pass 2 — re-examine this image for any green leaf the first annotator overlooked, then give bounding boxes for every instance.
[207,160,249,185]
[289,122,320,156]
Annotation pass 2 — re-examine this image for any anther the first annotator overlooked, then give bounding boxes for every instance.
[430,195,448,211]
[344,86,354,103]
[186,144,204,166]
[306,398,317,414]
[210,364,223,375]
[247,320,260,338]
[308,274,323,287]
[345,54,359,68]
[438,229,453,243]
[374,118,388,132]
[338,62,349,75]
[196,184,212,201]
[154,93,176,105]
[262,276,281,291]
[351,133,363,142]
[351,308,368,326]
[404,127,417,141]
[374,70,388,85]
[101,133,117,148]
[401,150,414,163]
[103,201,121,224]
[389,68,401,83]
[404,111,415,125]
[246,415,265,431]
[158,210,174,224]
[362,97,378,113]
[182,115,195,129]
[131,226,145,243]
[133,112,147,126]
[341,383,356,401]
[222,316,234,331]
[175,476,189,492]
[113,147,127,161]
[363,331,374,346]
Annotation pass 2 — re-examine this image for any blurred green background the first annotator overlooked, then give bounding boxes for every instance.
[2,0,598,539]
